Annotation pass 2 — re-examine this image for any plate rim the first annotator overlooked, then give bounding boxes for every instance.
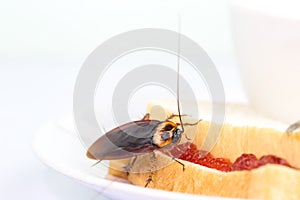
[32,121,233,200]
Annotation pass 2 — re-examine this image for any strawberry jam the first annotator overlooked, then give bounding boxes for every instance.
[174,142,232,172]
[171,142,292,172]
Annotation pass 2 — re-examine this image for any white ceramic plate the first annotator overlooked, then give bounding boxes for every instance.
[33,120,236,200]
[32,103,288,200]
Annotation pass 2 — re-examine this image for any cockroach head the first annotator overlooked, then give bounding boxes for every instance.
[152,121,182,148]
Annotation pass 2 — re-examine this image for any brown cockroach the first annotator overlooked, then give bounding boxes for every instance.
[86,25,198,187]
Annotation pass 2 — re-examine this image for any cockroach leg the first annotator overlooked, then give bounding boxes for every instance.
[166,114,188,121]
[144,152,156,187]
[142,113,151,121]
[144,173,153,188]
[90,160,102,167]
[176,119,202,127]
[174,159,185,171]
[163,149,185,171]
[286,120,300,134]
[124,156,137,176]
[175,119,202,140]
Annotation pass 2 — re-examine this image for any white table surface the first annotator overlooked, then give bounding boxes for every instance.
[0,60,246,200]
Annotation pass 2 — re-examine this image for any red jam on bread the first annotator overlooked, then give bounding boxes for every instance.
[170,142,293,172]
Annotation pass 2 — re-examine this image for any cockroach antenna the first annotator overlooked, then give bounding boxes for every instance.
[87,15,198,179]
[176,14,186,135]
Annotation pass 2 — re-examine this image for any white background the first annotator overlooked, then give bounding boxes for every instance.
[0,0,236,66]
[0,0,246,200]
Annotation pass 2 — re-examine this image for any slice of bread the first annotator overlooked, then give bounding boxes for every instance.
[109,102,300,199]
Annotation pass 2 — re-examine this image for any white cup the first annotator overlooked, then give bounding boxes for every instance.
[230,0,300,123]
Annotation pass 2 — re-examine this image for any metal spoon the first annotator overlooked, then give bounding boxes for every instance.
[286,120,300,134]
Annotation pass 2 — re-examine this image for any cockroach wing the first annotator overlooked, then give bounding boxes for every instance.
[87,120,161,160]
